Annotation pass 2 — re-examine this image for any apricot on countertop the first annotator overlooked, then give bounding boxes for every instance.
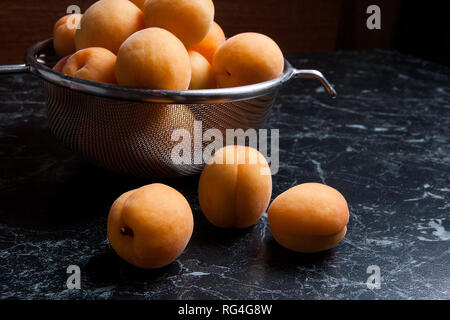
[268,183,349,253]
[107,183,194,269]
[198,145,272,228]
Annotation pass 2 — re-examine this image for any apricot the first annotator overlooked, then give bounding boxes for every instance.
[189,21,225,63]
[107,183,194,269]
[188,50,215,89]
[52,55,70,72]
[53,14,82,57]
[143,0,214,47]
[213,32,284,88]
[268,183,349,253]
[115,27,191,90]
[57,47,117,84]
[75,0,144,54]
[198,145,272,228]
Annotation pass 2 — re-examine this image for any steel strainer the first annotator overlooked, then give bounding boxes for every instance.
[0,39,336,178]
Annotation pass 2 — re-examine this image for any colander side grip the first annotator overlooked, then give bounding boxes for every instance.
[0,64,30,74]
[293,69,337,98]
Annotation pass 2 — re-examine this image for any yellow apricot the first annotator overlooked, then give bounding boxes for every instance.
[198,145,272,228]
[115,27,191,90]
[57,47,117,84]
[213,32,284,88]
[53,14,82,57]
[189,21,225,63]
[188,50,215,89]
[75,0,144,54]
[143,0,214,47]
[107,183,193,268]
[268,183,349,253]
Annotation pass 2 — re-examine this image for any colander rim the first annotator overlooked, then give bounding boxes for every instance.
[25,38,295,104]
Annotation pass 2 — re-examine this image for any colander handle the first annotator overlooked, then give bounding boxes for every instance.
[293,69,337,98]
[0,64,30,74]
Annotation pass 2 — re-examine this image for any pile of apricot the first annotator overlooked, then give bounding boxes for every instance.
[52,0,284,90]
[108,145,349,269]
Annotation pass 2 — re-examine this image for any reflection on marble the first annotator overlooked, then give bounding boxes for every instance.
[0,50,449,299]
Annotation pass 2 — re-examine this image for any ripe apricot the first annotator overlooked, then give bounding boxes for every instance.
[52,55,70,73]
[268,183,349,253]
[143,0,214,47]
[189,21,225,63]
[75,0,144,54]
[57,47,117,84]
[53,14,82,57]
[107,183,194,269]
[198,145,272,228]
[213,32,284,88]
[115,27,191,90]
[188,50,215,89]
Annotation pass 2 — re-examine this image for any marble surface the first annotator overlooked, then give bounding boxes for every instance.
[0,51,449,300]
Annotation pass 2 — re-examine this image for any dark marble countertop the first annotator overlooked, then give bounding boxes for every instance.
[0,50,449,300]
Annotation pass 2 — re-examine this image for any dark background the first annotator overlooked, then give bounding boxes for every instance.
[0,0,448,66]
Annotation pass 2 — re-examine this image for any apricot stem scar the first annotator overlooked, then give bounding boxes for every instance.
[120,227,133,237]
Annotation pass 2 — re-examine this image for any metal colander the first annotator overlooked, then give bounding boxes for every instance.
[0,39,336,178]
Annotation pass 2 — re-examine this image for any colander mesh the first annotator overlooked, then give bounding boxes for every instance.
[43,81,277,178]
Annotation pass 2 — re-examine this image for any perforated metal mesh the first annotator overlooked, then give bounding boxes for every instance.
[43,81,277,178]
